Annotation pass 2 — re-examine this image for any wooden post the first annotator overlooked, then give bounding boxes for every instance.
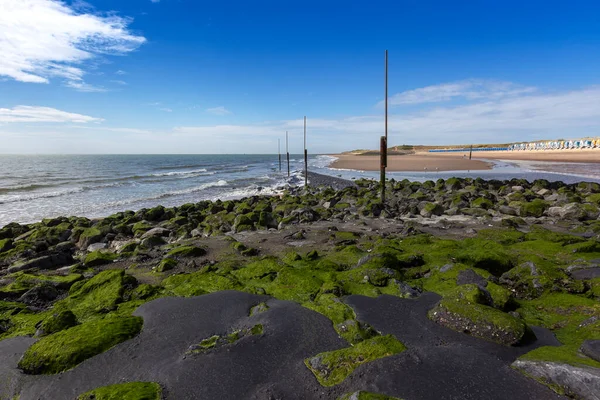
[278,139,281,172]
[304,116,308,187]
[381,136,387,204]
[286,131,290,177]
[381,50,388,204]
[469,145,473,160]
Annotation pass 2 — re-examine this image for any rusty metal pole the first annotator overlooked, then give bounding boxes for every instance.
[381,50,388,204]
[286,131,290,177]
[304,116,308,187]
[381,136,387,203]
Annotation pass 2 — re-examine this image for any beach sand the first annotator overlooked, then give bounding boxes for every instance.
[329,149,600,171]
[329,153,493,172]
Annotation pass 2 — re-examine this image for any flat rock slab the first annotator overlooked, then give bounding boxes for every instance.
[570,267,600,280]
[342,292,564,400]
[512,360,600,400]
[581,340,600,363]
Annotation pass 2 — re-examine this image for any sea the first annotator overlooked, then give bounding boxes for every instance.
[1,154,600,227]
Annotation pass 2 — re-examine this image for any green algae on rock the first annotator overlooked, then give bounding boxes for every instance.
[186,324,264,355]
[305,335,406,386]
[166,245,207,258]
[19,316,143,374]
[338,391,403,400]
[84,251,118,267]
[77,381,162,400]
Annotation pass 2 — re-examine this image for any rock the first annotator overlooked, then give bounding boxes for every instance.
[77,227,104,249]
[8,253,74,273]
[87,243,107,252]
[190,228,203,237]
[157,258,177,272]
[428,297,528,346]
[581,340,600,363]
[498,205,518,216]
[456,269,488,288]
[549,203,586,220]
[439,263,454,273]
[512,186,524,192]
[18,284,59,306]
[390,279,422,298]
[512,360,600,400]
[140,235,166,248]
[141,227,171,239]
[36,310,77,336]
[537,189,551,196]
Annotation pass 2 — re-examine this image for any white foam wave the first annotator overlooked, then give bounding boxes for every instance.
[151,168,208,177]
[0,187,85,204]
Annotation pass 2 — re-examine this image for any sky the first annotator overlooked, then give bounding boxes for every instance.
[1,0,600,154]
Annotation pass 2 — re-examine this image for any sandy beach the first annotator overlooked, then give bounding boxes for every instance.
[329,153,493,172]
[329,149,600,172]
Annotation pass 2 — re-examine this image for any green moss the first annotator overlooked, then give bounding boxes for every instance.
[334,202,351,210]
[79,227,103,241]
[166,245,206,258]
[585,193,600,205]
[157,258,177,272]
[0,238,13,253]
[323,245,366,270]
[132,222,153,235]
[487,282,514,310]
[19,316,143,374]
[516,293,600,367]
[335,231,360,241]
[77,382,162,400]
[471,197,494,210]
[250,323,264,335]
[58,270,135,321]
[524,226,584,245]
[476,228,525,246]
[267,269,324,303]
[0,273,83,296]
[338,392,403,400]
[429,299,527,346]
[519,199,548,217]
[162,271,239,297]
[38,310,78,336]
[84,251,118,267]
[305,335,406,386]
[455,239,514,275]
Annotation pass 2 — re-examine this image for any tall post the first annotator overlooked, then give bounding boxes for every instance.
[278,139,281,172]
[304,116,308,187]
[381,50,388,204]
[469,145,473,160]
[286,131,290,177]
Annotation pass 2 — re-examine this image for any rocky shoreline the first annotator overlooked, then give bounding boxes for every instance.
[0,174,599,399]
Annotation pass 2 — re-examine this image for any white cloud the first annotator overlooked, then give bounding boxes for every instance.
[0,0,145,89]
[110,80,127,85]
[160,108,173,112]
[206,106,232,116]
[116,70,127,75]
[65,81,107,92]
[0,106,103,123]
[150,0,160,3]
[385,79,536,106]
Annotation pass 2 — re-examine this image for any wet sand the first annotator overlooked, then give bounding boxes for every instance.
[329,149,600,172]
[422,149,600,163]
[329,154,492,172]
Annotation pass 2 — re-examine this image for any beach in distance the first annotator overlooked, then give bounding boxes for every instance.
[328,149,600,172]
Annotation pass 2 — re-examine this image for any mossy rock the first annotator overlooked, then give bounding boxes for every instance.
[77,382,162,400]
[338,392,403,400]
[305,335,406,386]
[77,227,104,247]
[59,270,136,321]
[38,310,78,336]
[428,299,529,346]
[455,239,514,276]
[519,199,548,217]
[157,258,177,272]
[84,251,118,267]
[0,238,14,253]
[19,316,143,374]
[163,271,239,296]
[166,245,206,258]
[471,197,494,210]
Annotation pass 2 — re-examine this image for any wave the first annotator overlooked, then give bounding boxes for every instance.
[0,187,86,204]
[100,180,229,209]
[151,168,208,177]
[0,183,63,194]
[153,164,209,171]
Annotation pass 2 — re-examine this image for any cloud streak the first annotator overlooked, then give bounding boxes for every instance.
[206,106,233,116]
[0,106,103,123]
[0,0,145,90]
[384,79,536,106]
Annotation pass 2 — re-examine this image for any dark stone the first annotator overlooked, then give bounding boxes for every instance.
[456,269,488,288]
[581,340,600,363]
[569,267,600,280]
[7,252,74,273]
[18,284,59,307]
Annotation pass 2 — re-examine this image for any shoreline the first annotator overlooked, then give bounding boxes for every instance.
[327,153,493,172]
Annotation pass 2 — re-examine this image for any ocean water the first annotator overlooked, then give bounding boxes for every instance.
[1,154,600,227]
[0,154,306,227]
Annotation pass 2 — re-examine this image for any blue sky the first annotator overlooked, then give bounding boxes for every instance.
[1,0,600,154]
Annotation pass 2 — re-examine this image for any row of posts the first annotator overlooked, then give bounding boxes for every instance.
[278,116,308,188]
